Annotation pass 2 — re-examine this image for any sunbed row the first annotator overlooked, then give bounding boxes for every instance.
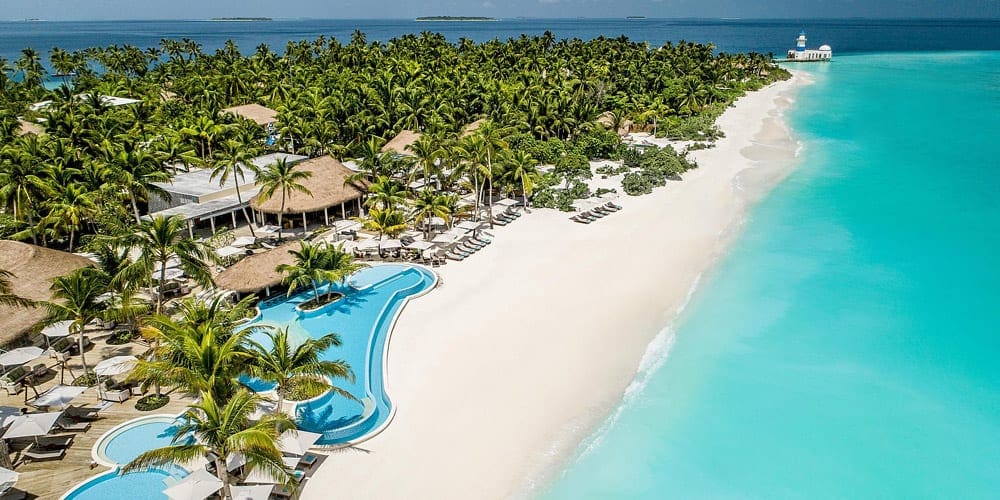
[570,201,623,224]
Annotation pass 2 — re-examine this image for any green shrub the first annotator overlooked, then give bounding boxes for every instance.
[106,329,137,345]
[72,372,98,387]
[136,394,170,411]
[554,152,592,180]
[571,129,623,160]
[622,172,653,196]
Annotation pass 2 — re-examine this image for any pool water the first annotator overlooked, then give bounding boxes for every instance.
[247,264,436,444]
[101,418,183,465]
[63,468,183,500]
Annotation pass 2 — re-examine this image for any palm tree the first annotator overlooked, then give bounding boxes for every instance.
[130,308,253,400]
[211,138,260,237]
[124,215,213,315]
[123,390,296,499]
[0,269,34,308]
[473,121,509,228]
[41,182,97,251]
[319,243,368,302]
[245,327,356,413]
[360,208,407,240]
[502,150,540,208]
[364,176,409,212]
[43,268,109,373]
[255,158,312,242]
[411,189,451,238]
[276,241,335,303]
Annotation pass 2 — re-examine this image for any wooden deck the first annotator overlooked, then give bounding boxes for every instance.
[1,338,194,499]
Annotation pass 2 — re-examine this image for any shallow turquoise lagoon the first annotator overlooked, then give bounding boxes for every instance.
[544,53,1000,498]
[247,264,436,444]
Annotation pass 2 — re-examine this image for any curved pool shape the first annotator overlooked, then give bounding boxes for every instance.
[247,264,436,445]
[95,415,184,466]
[62,467,186,500]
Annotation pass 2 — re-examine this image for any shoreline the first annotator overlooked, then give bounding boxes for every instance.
[303,72,811,500]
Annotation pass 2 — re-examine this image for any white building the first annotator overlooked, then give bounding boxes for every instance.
[786,32,832,62]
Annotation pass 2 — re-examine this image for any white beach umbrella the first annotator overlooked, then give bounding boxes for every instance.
[356,239,380,251]
[30,385,86,409]
[277,429,322,456]
[231,236,256,247]
[406,241,434,251]
[431,233,459,245]
[94,355,138,377]
[41,320,74,339]
[226,452,247,472]
[1,411,62,439]
[331,219,362,232]
[229,484,272,500]
[495,198,519,207]
[332,240,358,252]
[257,225,280,235]
[215,246,243,258]
[152,268,185,281]
[429,216,447,227]
[163,468,223,500]
[0,347,43,367]
[379,239,402,251]
[0,467,18,495]
[241,467,280,485]
[455,220,483,231]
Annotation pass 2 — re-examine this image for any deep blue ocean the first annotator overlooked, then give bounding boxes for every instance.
[1,18,1000,65]
[3,18,999,499]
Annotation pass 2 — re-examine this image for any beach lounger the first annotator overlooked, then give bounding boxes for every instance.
[64,405,101,420]
[36,435,74,448]
[586,210,606,218]
[23,445,65,462]
[570,216,591,224]
[445,252,465,261]
[298,453,318,469]
[0,365,29,395]
[57,419,91,432]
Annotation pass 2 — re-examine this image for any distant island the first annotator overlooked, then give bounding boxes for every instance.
[415,16,498,22]
[210,17,272,22]
[626,16,647,19]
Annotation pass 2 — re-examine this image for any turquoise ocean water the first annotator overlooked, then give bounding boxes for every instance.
[544,52,1000,498]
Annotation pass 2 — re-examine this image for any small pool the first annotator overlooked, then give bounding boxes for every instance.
[93,415,186,467]
[62,467,185,500]
[247,264,437,445]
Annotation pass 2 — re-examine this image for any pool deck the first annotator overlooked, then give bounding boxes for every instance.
[0,337,194,499]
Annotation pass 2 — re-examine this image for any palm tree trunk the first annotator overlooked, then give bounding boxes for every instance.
[68,229,75,252]
[129,190,142,224]
[234,179,257,238]
[486,151,495,229]
[278,191,287,242]
[78,330,89,373]
[214,458,231,499]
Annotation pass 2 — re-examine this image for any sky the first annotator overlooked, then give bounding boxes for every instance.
[3,0,998,21]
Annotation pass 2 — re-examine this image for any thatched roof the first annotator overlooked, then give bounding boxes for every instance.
[596,112,631,137]
[381,130,421,155]
[460,119,485,138]
[250,155,366,215]
[214,242,298,294]
[221,103,278,126]
[0,241,93,345]
[17,119,44,136]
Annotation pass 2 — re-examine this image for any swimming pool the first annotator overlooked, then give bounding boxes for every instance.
[246,264,437,445]
[61,467,186,500]
[93,415,185,467]
[61,416,190,500]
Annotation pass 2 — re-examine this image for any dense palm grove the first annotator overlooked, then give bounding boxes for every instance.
[0,32,788,495]
[1,31,788,251]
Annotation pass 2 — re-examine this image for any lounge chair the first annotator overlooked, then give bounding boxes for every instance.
[570,216,591,224]
[36,435,74,448]
[445,252,465,261]
[0,366,29,395]
[64,405,101,420]
[99,388,131,403]
[49,336,91,355]
[32,363,49,378]
[298,453,318,469]
[23,444,65,462]
[57,419,91,432]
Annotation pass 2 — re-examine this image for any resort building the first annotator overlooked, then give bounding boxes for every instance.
[221,103,279,130]
[381,129,421,156]
[148,152,307,235]
[0,241,93,343]
[29,94,142,112]
[786,32,832,61]
[249,155,368,231]
[460,118,485,138]
[16,119,43,136]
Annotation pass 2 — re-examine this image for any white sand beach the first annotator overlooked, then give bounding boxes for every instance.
[303,72,810,500]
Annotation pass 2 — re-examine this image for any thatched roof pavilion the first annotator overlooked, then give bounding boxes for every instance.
[460,119,485,138]
[381,130,421,155]
[221,103,278,127]
[0,241,93,345]
[250,156,366,216]
[214,242,298,294]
